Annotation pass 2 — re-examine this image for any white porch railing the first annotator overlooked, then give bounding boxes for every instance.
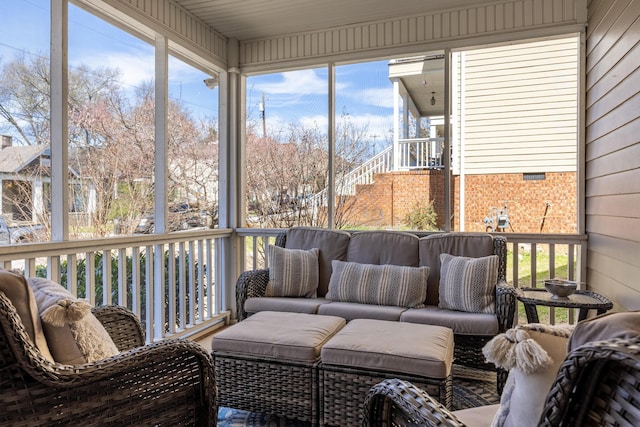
[0,228,590,338]
[309,138,444,209]
[0,228,232,342]
[398,137,444,170]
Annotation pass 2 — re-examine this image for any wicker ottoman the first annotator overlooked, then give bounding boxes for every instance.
[319,319,454,427]
[211,311,346,426]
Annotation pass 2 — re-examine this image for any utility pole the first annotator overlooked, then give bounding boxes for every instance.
[259,92,266,139]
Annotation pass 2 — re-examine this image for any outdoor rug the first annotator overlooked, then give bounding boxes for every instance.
[217,366,500,426]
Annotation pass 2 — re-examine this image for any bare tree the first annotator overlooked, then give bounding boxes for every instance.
[245,108,372,229]
[0,55,219,238]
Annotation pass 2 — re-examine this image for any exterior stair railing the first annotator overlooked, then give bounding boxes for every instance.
[310,137,444,208]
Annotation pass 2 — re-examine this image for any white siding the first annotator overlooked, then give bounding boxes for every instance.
[585,0,640,311]
[239,0,586,71]
[460,37,579,175]
[81,0,227,68]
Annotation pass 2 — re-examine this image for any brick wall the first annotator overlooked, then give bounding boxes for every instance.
[456,172,577,233]
[344,170,577,233]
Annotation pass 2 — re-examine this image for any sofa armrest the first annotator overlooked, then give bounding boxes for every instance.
[364,378,466,427]
[236,269,270,321]
[495,282,517,332]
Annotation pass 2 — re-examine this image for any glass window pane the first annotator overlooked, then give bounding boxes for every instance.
[167,55,219,232]
[245,68,329,228]
[0,0,51,241]
[336,56,446,231]
[452,36,579,234]
[68,4,155,238]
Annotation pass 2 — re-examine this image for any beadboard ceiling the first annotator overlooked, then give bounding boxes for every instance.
[173,0,490,41]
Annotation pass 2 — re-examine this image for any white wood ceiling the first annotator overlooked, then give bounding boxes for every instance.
[173,0,492,41]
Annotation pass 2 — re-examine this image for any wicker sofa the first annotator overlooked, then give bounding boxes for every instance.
[236,227,517,388]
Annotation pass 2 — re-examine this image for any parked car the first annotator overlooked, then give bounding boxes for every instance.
[134,204,206,234]
[0,216,46,244]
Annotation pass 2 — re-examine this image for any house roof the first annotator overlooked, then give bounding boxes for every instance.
[173,0,489,41]
[0,145,48,174]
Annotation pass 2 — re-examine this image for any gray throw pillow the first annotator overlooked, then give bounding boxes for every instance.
[326,260,429,308]
[266,245,319,297]
[438,253,498,313]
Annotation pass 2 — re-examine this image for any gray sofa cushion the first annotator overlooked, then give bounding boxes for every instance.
[317,301,407,321]
[245,297,330,315]
[347,231,419,266]
[400,306,499,335]
[326,260,429,308]
[212,311,345,362]
[321,319,454,378]
[419,233,495,306]
[285,227,351,297]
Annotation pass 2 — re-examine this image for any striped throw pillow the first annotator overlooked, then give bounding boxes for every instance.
[266,245,319,297]
[438,253,498,313]
[326,260,429,308]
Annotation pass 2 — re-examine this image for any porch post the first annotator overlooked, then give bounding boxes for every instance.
[50,0,69,243]
[328,63,336,228]
[444,49,452,231]
[392,79,400,171]
[219,38,243,318]
[153,34,169,340]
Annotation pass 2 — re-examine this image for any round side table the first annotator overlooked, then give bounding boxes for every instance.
[516,287,613,323]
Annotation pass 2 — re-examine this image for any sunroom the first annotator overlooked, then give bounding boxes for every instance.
[0,0,638,425]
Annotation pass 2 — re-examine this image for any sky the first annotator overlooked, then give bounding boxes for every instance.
[0,0,396,151]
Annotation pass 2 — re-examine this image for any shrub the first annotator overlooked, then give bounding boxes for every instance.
[404,200,438,231]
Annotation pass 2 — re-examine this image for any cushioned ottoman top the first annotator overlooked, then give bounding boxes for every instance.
[321,319,454,378]
[211,311,346,363]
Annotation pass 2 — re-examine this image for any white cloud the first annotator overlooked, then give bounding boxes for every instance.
[357,87,395,109]
[255,69,348,97]
[71,50,155,88]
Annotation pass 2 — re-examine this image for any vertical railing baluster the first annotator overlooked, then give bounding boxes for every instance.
[512,241,519,288]
[103,249,112,306]
[179,241,186,330]
[48,256,60,283]
[188,240,196,326]
[145,244,154,343]
[132,246,141,315]
[168,242,176,334]
[117,248,127,307]
[206,238,213,320]
[198,239,205,323]
[568,244,575,282]
[68,254,77,296]
[530,243,537,288]
[252,236,258,270]
[26,258,36,278]
[87,252,96,306]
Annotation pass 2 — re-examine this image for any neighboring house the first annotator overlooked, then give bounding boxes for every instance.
[352,36,578,233]
[0,136,51,222]
[0,136,88,223]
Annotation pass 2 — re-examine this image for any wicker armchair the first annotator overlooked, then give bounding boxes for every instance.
[0,291,217,426]
[364,336,640,427]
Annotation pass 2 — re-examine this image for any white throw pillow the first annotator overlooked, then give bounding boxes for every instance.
[326,260,429,308]
[266,245,319,297]
[28,277,119,365]
[483,323,574,427]
[438,253,498,313]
